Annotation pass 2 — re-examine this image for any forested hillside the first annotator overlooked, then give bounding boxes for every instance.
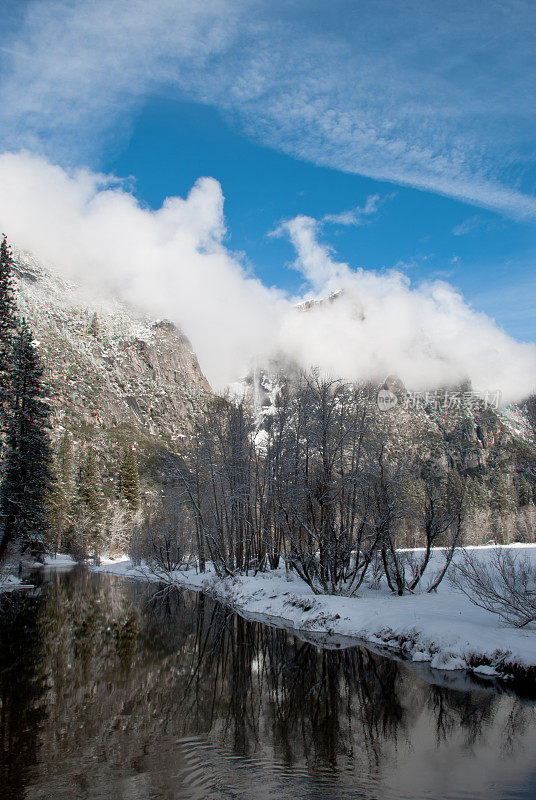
[3,249,211,560]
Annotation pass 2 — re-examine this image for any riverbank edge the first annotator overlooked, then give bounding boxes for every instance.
[93,547,536,691]
[0,554,77,594]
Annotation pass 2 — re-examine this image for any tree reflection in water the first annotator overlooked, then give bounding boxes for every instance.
[0,590,47,800]
[0,569,535,800]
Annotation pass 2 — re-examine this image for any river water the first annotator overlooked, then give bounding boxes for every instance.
[0,567,535,800]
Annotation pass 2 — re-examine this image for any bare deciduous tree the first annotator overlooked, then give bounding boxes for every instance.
[131,503,194,579]
[163,371,498,597]
[451,548,536,627]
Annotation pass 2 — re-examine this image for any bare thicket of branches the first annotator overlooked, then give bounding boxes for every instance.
[177,398,259,577]
[130,498,194,579]
[147,371,475,596]
[274,377,379,594]
[451,548,536,627]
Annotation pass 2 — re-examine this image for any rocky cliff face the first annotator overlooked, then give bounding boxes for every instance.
[12,251,211,447]
[238,356,536,482]
[11,252,536,489]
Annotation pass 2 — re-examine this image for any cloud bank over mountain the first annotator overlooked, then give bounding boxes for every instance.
[0,151,534,402]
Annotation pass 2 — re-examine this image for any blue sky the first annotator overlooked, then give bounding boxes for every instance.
[0,0,535,393]
[109,96,536,340]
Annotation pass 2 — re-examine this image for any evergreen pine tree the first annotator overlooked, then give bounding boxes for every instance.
[0,235,18,458]
[464,476,488,513]
[0,320,53,561]
[47,431,74,553]
[79,447,104,516]
[120,445,140,512]
[88,312,99,337]
[446,469,465,515]
[490,472,514,514]
[517,475,533,507]
[77,447,106,560]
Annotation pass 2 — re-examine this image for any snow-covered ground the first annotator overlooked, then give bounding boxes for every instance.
[94,544,536,680]
[0,553,78,593]
[0,573,34,593]
[43,553,78,568]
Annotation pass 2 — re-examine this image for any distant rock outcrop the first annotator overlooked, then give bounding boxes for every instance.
[12,251,211,445]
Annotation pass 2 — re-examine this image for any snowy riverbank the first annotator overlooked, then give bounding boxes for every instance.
[0,553,78,593]
[0,573,31,593]
[96,545,536,680]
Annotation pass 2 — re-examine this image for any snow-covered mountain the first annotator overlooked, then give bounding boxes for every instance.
[235,349,536,478]
[12,251,536,487]
[12,251,212,471]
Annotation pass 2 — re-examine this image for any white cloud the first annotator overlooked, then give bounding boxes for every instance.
[271,215,352,290]
[2,0,536,217]
[0,151,285,389]
[323,194,384,226]
[273,211,536,403]
[1,151,534,403]
[0,0,241,161]
[452,215,490,236]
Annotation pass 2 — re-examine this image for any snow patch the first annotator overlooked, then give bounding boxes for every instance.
[93,545,536,680]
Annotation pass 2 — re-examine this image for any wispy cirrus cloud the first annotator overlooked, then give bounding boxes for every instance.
[322,194,388,227]
[452,215,495,236]
[1,2,536,400]
[1,0,536,218]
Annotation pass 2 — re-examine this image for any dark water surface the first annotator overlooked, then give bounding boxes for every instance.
[0,568,535,800]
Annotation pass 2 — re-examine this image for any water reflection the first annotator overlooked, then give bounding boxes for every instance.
[0,569,535,800]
